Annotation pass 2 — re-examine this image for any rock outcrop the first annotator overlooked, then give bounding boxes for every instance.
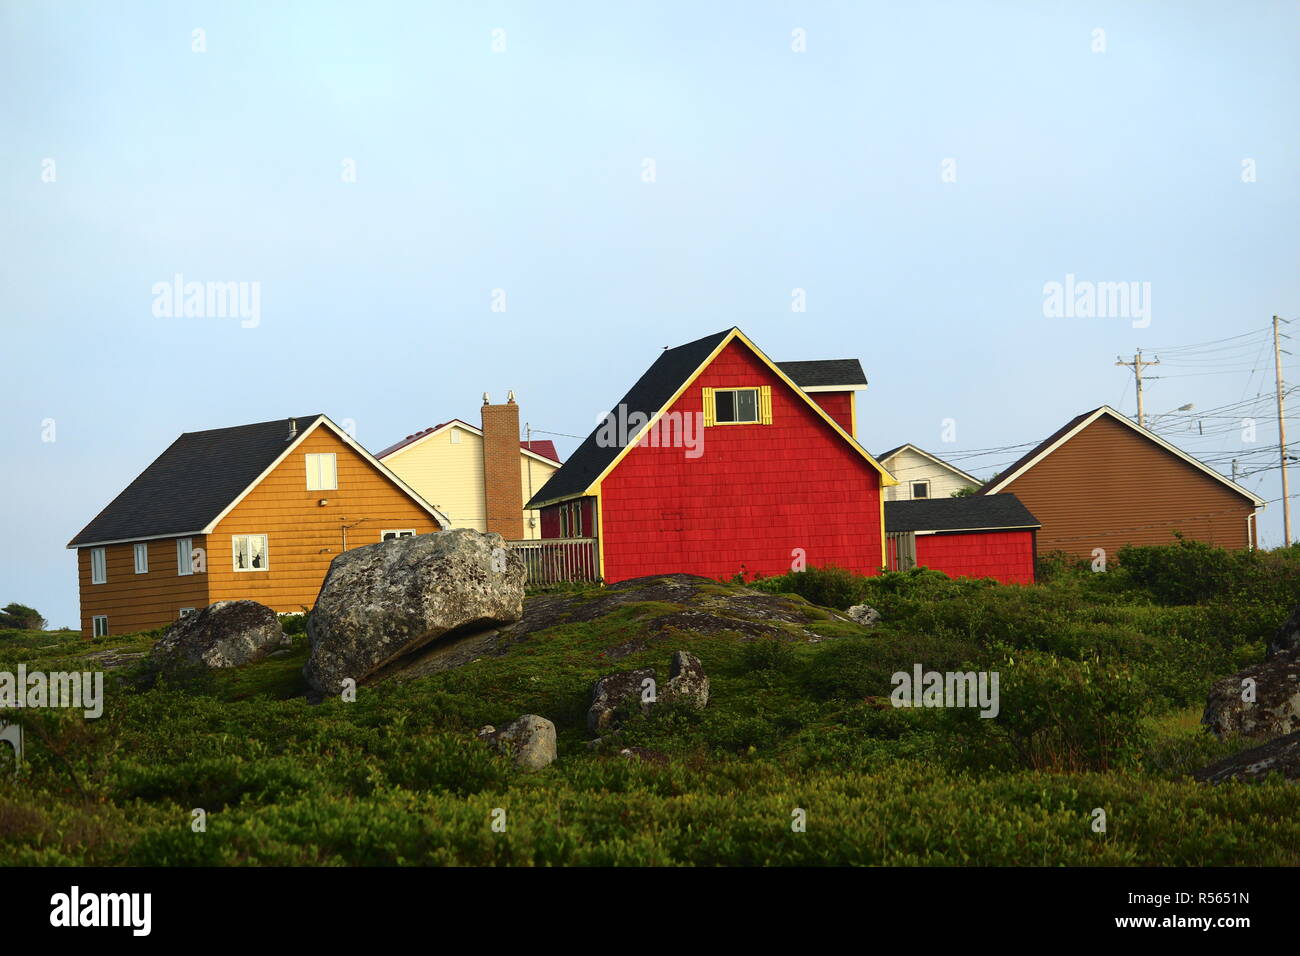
[303,529,525,699]
[1194,729,1300,784]
[150,601,283,670]
[587,667,657,736]
[1202,656,1300,740]
[847,604,882,627]
[478,715,557,771]
[587,651,711,737]
[663,650,710,709]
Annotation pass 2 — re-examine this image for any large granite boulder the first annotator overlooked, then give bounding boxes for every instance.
[478,715,557,771]
[303,529,525,699]
[1202,655,1300,740]
[150,601,283,670]
[1194,730,1300,784]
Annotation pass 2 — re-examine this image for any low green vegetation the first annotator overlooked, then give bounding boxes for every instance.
[1,540,1298,865]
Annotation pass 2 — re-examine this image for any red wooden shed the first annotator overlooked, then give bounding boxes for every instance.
[885,494,1041,584]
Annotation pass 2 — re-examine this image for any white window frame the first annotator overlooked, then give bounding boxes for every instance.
[910,480,931,500]
[92,615,108,637]
[714,387,761,424]
[381,529,416,542]
[232,534,270,572]
[306,453,338,491]
[90,547,107,584]
[179,607,196,618]
[134,542,149,574]
[177,537,194,576]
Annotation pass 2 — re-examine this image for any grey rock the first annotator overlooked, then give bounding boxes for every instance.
[587,667,656,736]
[664,650,710,709]
[1202,656,1300,740]
[1195,729,1300,784]
[481,715,556,771]
[847,604,882,627]
[150,601,283,670]
[303,529,525,698]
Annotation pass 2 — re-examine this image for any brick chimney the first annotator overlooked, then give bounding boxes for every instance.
[481,391,524,540]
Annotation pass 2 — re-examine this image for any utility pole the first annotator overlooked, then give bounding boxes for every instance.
[1116,351,1160,427]
[1274,315,1292,546]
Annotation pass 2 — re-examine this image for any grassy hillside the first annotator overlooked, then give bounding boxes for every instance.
[2,540,1299,866]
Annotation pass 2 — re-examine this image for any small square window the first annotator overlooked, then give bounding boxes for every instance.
[382,530,416,542]
[134,542,149,574]
[714,388,761,424]
[911,481,930,500]
[232,534,269,571]
[90,547,107,584]
[306,453,338,491]
[92,615,108,637]
[177,538,194,576]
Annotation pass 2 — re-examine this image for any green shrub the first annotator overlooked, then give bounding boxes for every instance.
[946,651,1152,772]
[738,638,799,674]
[750,565,872,610]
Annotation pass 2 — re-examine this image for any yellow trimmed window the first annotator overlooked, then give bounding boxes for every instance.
[705,386,772,425]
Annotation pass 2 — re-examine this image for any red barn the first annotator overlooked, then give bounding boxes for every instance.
[526,328,897,582]
[884,494,1041,585]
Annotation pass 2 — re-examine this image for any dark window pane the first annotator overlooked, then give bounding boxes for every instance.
[715,390,736,422]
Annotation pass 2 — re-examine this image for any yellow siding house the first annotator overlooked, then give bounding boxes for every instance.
[377,400,561,540]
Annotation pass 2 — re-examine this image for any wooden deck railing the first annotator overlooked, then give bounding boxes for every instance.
[505,537,600,586]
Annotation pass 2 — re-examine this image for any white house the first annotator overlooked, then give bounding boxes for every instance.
[877,443,981,501]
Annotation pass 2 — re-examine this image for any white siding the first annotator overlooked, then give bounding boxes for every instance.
[881,448,979,501]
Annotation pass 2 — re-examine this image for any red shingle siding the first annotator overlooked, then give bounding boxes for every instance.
[808,391,854,434]
[915,530,1035,585]
[598,340,883,582]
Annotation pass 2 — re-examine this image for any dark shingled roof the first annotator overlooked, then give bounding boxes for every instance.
[68,415,324,547]
[525,329,733,507]
[885,493,1040,533]
[776,359,867,388]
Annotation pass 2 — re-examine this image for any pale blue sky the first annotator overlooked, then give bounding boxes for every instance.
[3,1,1297,626]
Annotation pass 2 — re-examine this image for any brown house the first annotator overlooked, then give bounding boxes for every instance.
[67,414,449,637]
[979,405,1264,560]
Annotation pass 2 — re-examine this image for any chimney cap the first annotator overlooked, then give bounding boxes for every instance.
[507,390,516,404]
[483,392,490,405]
